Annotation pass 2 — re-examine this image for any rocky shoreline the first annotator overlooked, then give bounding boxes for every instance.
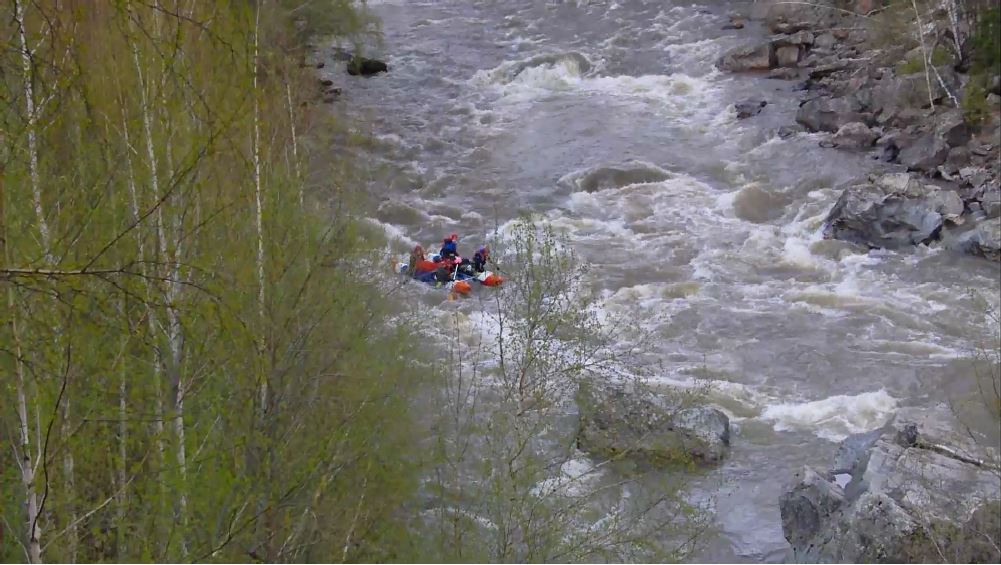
[780,407,1000,563]
[718,0,1001,261]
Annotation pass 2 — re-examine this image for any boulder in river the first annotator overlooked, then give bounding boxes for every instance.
[735,99,767,119]
[576,380,730,465]
[960,217,1001,261]
[822,173,964,248]
[557,160,671,193]
[832,122,878,148]
[779,409,1001,563]
[716,42,774,72]
[796,96,866,133]
[347,57,388,76]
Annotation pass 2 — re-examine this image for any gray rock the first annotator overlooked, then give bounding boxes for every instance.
[823,173,964,248]
[961,217,1001,261]
[796,96,865,132]
[814,31,837,50]
[576,380,730,465]
[722,16,745,30]
[871,68,961,123]
[777,124,805,139]
[898,133,950,172]
[991,74,1000,95]
[775,45,801,67]
[779,467,845,551]
[347,57,388,76]
[716,42,774,72]
[832,122,878,148]
[767,67,800,80]
[982,187,1001,218]
[780,411,1001,563]
[735,99,767,119]
[772,31,814,48]
[936,110,972,148]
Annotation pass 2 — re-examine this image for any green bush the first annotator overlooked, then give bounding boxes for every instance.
[971,7,1001,77]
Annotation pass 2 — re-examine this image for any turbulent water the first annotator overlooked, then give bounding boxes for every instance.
[324,0,1001,561]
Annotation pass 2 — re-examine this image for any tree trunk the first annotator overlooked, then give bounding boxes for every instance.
[14,0,51,250]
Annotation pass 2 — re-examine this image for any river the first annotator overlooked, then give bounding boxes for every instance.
[322,0,1001,560]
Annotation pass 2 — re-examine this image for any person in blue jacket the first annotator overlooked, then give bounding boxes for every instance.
[440,233,459,260]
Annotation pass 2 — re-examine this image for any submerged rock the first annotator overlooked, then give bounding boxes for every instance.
[557,161,671,193]
[823,173,964,248]
[735,99,767,119]
[347,57,388,76]
[779,410,1001,563]
[576,380,730,465]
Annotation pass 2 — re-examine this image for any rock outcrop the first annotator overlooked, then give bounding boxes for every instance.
[822,173,964,249]
[796,96,866,133]
[780,409,1001,563]
[576,380,730,465]
[832,122,878,148]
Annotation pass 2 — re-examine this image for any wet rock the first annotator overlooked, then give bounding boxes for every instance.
[735,99,767,119]
[716,42,774,72]
[772,31,814,47]
[775,45,801,67]
[898,133,950,173]
[809,61,850,80]
[961,217,1001,261]
[832,122,878,148]
[796,96,865,132]
[769,21,812,34]
[557,161,671,193]
[722,16,745,30]
[347,57,388,76]
[780,410,1001,563]
[331,47,353,61]
[823,173,964,248]
[778,124,805,139]
[767,67,800,80]
[576,380,730,465]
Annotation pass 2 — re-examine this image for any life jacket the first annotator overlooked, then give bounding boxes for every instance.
[414,259,439,274]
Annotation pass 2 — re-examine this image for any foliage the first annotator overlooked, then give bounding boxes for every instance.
[0,1,424,563]
[970,5,1001,75]
[419,217,712,563]
[962,80,992,122]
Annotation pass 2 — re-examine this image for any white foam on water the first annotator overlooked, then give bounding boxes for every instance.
[760,389,899,442]
[364,217,419,249]
[530,455,601,498]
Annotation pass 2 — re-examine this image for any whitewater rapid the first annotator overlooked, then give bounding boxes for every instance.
[332,0,1000,560]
